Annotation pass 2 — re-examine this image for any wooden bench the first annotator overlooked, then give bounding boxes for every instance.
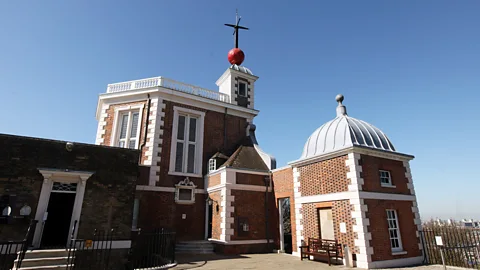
[300,238,342,266]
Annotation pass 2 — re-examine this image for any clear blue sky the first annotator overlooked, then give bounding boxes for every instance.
[1,1,479,221]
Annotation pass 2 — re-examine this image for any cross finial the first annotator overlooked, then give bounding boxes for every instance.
[225,9,249,48]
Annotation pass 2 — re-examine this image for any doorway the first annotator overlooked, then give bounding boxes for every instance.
[207,203,213,239]
[40,184,77,248]
[278,198,292,254]
[317,208,334,240]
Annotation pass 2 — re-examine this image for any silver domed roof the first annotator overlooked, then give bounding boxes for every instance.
[301,95,395,159]
[230,64,254,76]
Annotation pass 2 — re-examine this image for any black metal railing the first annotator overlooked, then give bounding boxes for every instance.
[0,219,38,270]
[66,229,114,270]
[421,227,480,269]
[127,228,176,270]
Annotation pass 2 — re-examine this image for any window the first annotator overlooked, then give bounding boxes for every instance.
[379,170,392,186]
[209,159,216,172]
[169,107,205,176]
[175,178,196,204]
[238,82,247,97]
[386,210,403,252]
[117,111,140,149]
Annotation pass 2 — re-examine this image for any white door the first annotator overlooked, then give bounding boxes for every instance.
[318,208,335,240]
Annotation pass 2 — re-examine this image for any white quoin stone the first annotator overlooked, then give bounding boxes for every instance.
[216,65,258,109]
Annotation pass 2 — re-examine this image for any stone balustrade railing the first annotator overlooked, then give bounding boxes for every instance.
[106,77,230,103]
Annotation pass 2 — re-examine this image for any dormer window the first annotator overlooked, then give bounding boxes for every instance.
[209,159,217,172]
[238,82,247,97]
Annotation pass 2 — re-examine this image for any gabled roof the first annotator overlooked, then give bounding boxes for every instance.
[220,144,270,171]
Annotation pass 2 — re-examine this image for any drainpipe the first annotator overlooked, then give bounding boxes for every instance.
[223,108,228,152]
[139,94,151,164]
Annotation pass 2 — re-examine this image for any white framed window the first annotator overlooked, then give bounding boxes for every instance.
[379,170,392,186]
[238,81,247,97]
[111,104,144,149]
[175,178,196,204]
[386,209,403,252]
[209,159,217,172]
[169,107,205,177]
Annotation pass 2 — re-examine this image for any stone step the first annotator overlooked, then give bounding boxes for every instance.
[175,241,214,254]
[21,249,70,259]
[15,257,69,268]
[16,265,69,270]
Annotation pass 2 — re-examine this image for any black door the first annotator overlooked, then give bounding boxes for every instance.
[207,204,213,239]
[41,192,76,248]
[279,198,292,254]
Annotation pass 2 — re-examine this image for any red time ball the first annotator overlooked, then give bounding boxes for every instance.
[228,48,245,65]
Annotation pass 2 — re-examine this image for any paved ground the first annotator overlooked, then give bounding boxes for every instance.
[173,254,468,270]
[173,253,344,270]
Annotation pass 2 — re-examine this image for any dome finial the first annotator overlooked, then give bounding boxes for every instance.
[335,94,347,116]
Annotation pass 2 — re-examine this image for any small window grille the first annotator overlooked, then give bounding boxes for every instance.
[52,182,77,193]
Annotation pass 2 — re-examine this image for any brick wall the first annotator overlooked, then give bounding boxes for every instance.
[365,199,421,261]
[272,167,296,251]
[0,134,139,241]
[209,191,222,240]
[136,191,206,240]
[361,155,410,194]
[229,189,276,242]
[236,173,265,186]
[208,173,221,188]
[301,200,357,254]
[0,177,42,240]
[157,101,248,189]
[298,155,349,196]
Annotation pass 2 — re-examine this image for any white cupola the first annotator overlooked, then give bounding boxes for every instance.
[216,64,258,109]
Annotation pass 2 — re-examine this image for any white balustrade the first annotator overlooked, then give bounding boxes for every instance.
[106,76,230,103]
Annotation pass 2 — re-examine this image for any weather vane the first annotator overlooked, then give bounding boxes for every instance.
[224,9,249,49]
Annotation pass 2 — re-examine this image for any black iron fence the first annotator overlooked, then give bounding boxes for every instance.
[421,226,480,269]
[127,228,176,270]
[66,229,115,270]
[0,220,37,270]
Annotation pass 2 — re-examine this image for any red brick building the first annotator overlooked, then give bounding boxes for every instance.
[272,95,423,268]
[94,52,422,269]
[95,63,276,252]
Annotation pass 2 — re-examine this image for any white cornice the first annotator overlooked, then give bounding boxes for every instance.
[215,67,259,86]
[96,87,259,120]
[296,190,416,204]
[288,146,414,167]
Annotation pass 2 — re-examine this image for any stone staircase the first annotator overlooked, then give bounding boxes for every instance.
[14,249,71,270]
[176,240,214,254]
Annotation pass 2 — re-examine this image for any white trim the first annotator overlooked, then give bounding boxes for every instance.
[97,87,258,121]
[346,153,372,269]
[144,97,164,186]
[208,239,273,245]
[271,165,292,173]
[95,104,109,145]
[392,251,408,255]
[169,107,205,176]
[368,255,423,269]
[207,183,272,193]
[292,167,303,255]
[224,168,270,175]
[168,171,203,178]
[289,146,414,167]
[33,169,93,248]
[296,191,416,204]
[136,185,205,193]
